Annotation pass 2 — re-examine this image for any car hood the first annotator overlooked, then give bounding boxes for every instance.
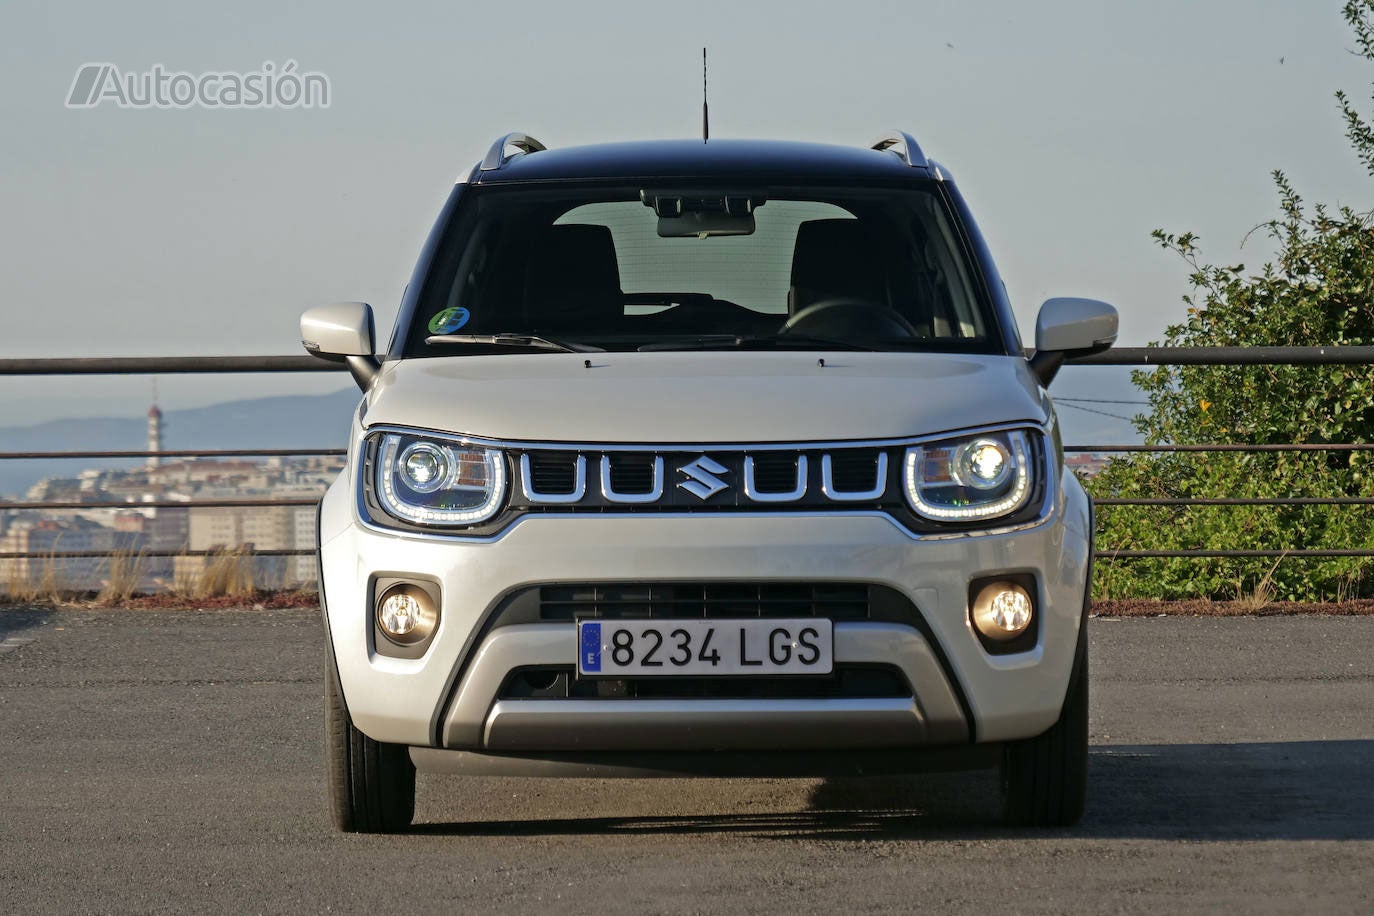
[364,351,1051,443]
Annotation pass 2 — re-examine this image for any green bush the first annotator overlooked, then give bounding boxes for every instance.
[1086,1,1374,600]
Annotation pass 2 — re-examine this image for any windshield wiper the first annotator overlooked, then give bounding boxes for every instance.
[638,334,877,352]
[426,333,602,353]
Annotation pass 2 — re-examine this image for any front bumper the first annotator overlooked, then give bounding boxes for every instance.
[319,468,1092,752]
[447,621,965,750]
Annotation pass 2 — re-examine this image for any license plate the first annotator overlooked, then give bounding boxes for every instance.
[577,618,833,677]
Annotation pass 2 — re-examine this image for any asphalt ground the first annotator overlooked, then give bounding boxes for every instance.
[1,608,1371,914]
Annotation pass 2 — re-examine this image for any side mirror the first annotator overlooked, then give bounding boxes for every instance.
[1028,297,1118,386]
[301,302,381,391]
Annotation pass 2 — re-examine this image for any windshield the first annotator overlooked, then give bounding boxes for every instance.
[402,183,1001,355]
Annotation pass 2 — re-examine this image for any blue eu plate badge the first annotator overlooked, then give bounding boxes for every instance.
[580,622,602,673]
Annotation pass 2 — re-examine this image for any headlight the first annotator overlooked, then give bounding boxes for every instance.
[398,441,449,493]
[903,429,1034,522]
[374,432,506,526]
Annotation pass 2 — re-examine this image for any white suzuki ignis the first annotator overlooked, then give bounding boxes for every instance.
[301,131,1117,832]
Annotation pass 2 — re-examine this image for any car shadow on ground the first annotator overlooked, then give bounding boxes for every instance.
[413,740,1374,841]
[0,606,55,639]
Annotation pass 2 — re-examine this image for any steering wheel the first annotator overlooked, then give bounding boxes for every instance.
[781,298,922,341]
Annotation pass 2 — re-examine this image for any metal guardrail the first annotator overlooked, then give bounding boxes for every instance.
[1070,345,1374,366]
[8,499,319,510]
[1066,443,1374,452]
[2,345,1374,375]
[0,549,306,560]
[1097,549,1374,559]
[0,356,328,375]
[0,448,345,459]
[0,348,1371,564]
[1064,445,1374,510]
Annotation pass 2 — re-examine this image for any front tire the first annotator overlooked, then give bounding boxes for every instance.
[325,654,415,833]
[1001,627,1088,827]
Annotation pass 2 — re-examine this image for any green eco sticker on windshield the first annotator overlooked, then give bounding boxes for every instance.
[428,307,470,334]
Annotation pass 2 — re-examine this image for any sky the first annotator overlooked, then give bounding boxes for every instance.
[0,0,1370,429]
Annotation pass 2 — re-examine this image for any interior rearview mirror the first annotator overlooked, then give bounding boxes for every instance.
[1028,297,1118,386]
[643,189,764,238]
[657,211,755,238]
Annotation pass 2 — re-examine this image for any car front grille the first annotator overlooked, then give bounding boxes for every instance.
[826,448,884,492]
[538,582,873,622]
[749,452,803,492]
[526,450,580,494]
[605,453,658,494]
[485,581,929,634]
[510,445,894,509]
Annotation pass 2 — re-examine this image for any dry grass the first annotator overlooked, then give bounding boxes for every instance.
[184,548,257,599]
[3,551,65,604]
[95,548,148,605]
[0,544,315,608]
[117,588,319,610]
[4,565,33,602]
[1229,555,1285,613]
[1093,598,1374,617]
[5,584,1374,616]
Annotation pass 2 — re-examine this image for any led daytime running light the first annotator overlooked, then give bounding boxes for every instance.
[904,430,1034,521]
[375,433,507,526]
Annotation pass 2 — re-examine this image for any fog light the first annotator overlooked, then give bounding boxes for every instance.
[971,581,1034,641]
[376,583,439,645]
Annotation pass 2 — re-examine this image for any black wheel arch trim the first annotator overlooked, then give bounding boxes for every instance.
[316,499,348,712]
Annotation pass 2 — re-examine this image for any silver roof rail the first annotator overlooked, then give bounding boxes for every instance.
[870,131,929,169]
[480,132,548,171]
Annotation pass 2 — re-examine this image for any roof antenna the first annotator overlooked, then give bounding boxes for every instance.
[702,47,709,143]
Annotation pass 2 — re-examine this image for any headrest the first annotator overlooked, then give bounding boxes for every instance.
[523,224,623,331]
[789,219,887,313]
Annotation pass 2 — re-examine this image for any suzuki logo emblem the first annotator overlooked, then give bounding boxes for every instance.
[677,455,729,500]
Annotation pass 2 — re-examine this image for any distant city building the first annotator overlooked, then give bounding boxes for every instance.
[0,398,342,595]
[288,503,317,585]
[0,516,144,593]
[147,404,164,469]
[3,451,341,595]
[147,505,189,580]
[1066,453,1108,479]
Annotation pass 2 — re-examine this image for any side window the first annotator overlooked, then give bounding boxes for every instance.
[909,198,986,339]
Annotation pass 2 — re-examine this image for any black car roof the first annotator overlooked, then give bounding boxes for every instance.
[469,138,935,184]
